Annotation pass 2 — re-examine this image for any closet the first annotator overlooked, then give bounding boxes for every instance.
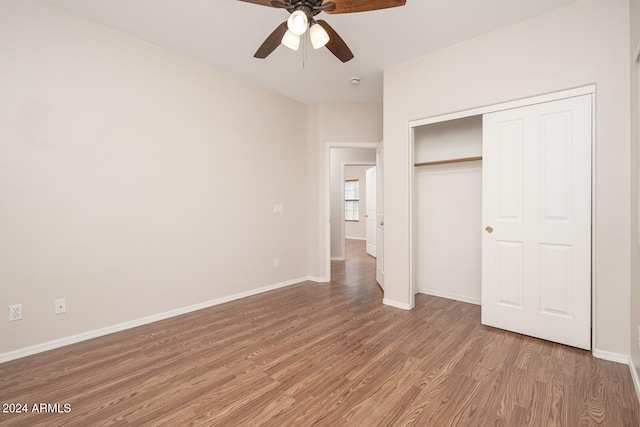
[414,115,483,305]
[412,91,593,350]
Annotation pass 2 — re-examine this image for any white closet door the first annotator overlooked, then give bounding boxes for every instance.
[482,94,592,350]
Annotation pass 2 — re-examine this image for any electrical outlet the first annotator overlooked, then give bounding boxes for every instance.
[274,258,280,268]
[9,304,22,321]
[55,298,66,315]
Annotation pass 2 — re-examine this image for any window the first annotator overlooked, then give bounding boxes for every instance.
[344,180,360,222]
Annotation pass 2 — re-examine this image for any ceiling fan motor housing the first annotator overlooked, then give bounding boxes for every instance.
[274,0,336,16]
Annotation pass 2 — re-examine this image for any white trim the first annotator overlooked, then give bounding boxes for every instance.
[330,256,346,261]
[0,276,313,364]
[409,85,596,128]
[345,236,366,241]
[630,357,640,403]
[591,348,630,364]
[307,276,329,283]
[409,127,417,308]
[417,289,481,306]
[383,298,414,310]
[636,56,640,248]
[590,92,598,355]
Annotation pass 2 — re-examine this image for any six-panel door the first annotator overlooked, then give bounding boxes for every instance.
[481,95,592,350]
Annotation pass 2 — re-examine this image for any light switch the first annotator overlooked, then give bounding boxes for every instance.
[273,204,284,213]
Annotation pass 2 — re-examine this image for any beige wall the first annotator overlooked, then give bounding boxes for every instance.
[384,0,632,356]
[630,0,640,387]
[0,0,309,355]
[306,103,323,281]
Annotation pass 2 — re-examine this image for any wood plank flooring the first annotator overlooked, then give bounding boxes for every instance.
[1,239,638,426]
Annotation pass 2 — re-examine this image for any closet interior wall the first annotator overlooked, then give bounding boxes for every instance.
[414,115,483,304]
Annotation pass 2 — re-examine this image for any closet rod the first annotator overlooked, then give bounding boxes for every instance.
[414,156,482,167]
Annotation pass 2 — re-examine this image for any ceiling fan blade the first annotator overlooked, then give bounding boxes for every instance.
[237,0,276,7]
[254,22,288,59]
[317,20,354,63]
[324,0,406,14]
[314,2,336,12]
[270,1,290,9]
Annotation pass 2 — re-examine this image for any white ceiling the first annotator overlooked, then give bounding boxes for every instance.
[37,0,580,104]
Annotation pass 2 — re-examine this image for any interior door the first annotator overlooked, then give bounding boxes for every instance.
[482,94,592,350]
[365,166,377,257]
[376,145,384,288]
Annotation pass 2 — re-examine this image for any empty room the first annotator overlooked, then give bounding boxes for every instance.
[1,0,640,425]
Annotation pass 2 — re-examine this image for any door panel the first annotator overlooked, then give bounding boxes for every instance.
[540,244,572,316]
[541,111,573,221]
[496,120,524,220]
[482,94,592,350]
[496,241,524,308]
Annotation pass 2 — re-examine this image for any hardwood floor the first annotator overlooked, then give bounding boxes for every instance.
[1,239,638,426]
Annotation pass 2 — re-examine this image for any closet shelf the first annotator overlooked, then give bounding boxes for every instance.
[414,156,482,167]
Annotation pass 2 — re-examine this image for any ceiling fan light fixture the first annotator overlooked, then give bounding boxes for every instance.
[309,22,330,49]
[287,10,308,35]
[281,29,300,51]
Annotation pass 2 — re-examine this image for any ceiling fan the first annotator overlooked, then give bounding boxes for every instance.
[238,0,406,63]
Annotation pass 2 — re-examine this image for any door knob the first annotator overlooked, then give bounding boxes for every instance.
[485,226,493,233]
[380,221,384,226]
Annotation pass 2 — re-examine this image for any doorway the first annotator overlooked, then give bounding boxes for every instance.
[329,149,375,261]
[325,144,378,281]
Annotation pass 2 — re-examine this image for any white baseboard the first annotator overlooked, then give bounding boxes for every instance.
[630,357,640,404]
[417,288,481,306]
[592,348,630,364]
[383,298,414,310]
[0,276,311,364]
[345,237,366,241]
[306,276,329,283]
[331,257,346,261]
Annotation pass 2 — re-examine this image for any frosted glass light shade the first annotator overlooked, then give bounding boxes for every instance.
[309,23,330,49]
[281,29,300,51]
[287,10,308,36]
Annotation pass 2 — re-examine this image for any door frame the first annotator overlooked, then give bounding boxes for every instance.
[324,142,380,281]
[407,85,596,343]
